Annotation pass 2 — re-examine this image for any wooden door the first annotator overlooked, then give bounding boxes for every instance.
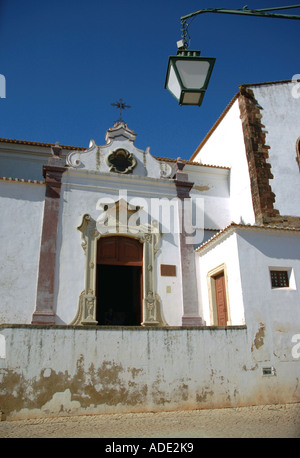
[97,236,143,266]
[214,272,228,326]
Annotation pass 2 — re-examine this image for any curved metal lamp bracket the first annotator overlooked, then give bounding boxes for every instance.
[180,5,300,49]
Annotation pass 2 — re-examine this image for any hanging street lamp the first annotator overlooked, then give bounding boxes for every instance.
[165,5,300,107]
[165,49,215,107]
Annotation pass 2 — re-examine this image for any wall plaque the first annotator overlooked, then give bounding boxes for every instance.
[160,264,177,277]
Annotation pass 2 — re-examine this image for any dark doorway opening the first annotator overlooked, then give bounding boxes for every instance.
[96,236,143,326]
[96,264,142,326]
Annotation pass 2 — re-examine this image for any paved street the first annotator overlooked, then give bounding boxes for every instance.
[0,403,299,438]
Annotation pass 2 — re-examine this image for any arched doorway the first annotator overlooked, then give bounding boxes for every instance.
[96,236,143,326]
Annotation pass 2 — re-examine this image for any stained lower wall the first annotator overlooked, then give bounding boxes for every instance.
[0,325,299,420]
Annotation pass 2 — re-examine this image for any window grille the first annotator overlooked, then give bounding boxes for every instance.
[270,270,289,288]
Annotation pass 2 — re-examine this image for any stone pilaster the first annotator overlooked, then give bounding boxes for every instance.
[32,143,66,324]
[174,159,203,326]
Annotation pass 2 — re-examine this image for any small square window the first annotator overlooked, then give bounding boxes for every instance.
[262,367,276,376]
[270,270,289,288]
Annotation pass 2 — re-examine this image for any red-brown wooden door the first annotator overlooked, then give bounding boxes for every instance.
[97,236,143,266]
[214,272,228,326]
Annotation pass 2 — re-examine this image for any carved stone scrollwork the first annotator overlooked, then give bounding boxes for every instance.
[143,291,166,326]
[159,161,173,178]
[141,233,152,243]
[145,291,155,321]
[66,151,82,168]
[81,293,97,325]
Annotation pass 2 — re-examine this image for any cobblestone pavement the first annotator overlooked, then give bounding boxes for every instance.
[0,403,299,438]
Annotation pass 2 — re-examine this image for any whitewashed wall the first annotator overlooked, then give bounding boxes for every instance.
[193,82,300,221]
[252,82,300,216]
[0,144,68,181]
[196,227,300,392]
[235,228,300,363]
[192,99,256,225]
[188,164,231,231]
[196,231,245,326]
[0,324,299,420]
[0,181,45,323]
[55,170,184,326]
[197,227,300,332]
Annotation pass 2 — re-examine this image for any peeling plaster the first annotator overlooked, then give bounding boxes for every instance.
[1,325,299,420]
[0,356,149,417]
[252,323,265,351]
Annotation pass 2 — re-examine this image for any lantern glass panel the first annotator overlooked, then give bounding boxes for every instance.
[182,92,204,105]
[166,64,181,100]
[175,60,211,89]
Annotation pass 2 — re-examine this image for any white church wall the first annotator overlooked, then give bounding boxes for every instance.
[0,143,68,182]
[252,82,300,217]
[196,232,245,326]
[0,154,46,182]
[155,232,183,326]
[192,99,256,225]
[55,170,184,326]
[197,227,300,336]
[188,165,231,231]
[0,181,45,323]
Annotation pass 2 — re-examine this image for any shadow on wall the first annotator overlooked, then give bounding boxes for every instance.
[237,230,300,261]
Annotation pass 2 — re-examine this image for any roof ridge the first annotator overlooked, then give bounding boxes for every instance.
[155,156,230,169]
[196,222,300,253]
[0,137,85,150]
[190,79,293,161]
[239,79,292,89]
[190,93,240,161]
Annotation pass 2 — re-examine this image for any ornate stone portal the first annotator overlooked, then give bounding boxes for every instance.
[70,201,166,326]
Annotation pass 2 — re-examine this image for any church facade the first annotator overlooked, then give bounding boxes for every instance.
[0,118,231,328]
[0,80,300,419]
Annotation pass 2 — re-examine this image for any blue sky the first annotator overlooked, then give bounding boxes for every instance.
[0,0,299,161]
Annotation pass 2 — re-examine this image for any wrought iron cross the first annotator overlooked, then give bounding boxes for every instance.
[111,98,131,122]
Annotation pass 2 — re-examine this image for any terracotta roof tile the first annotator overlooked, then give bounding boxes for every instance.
[0,137,229,169]
[0,176,44,184]
[0,138,85,150]
[155,156,229,169]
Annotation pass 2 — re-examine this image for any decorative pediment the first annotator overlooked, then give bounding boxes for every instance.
[105,122,137,144]
[96,198,158,236]
[66,122,172,179]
